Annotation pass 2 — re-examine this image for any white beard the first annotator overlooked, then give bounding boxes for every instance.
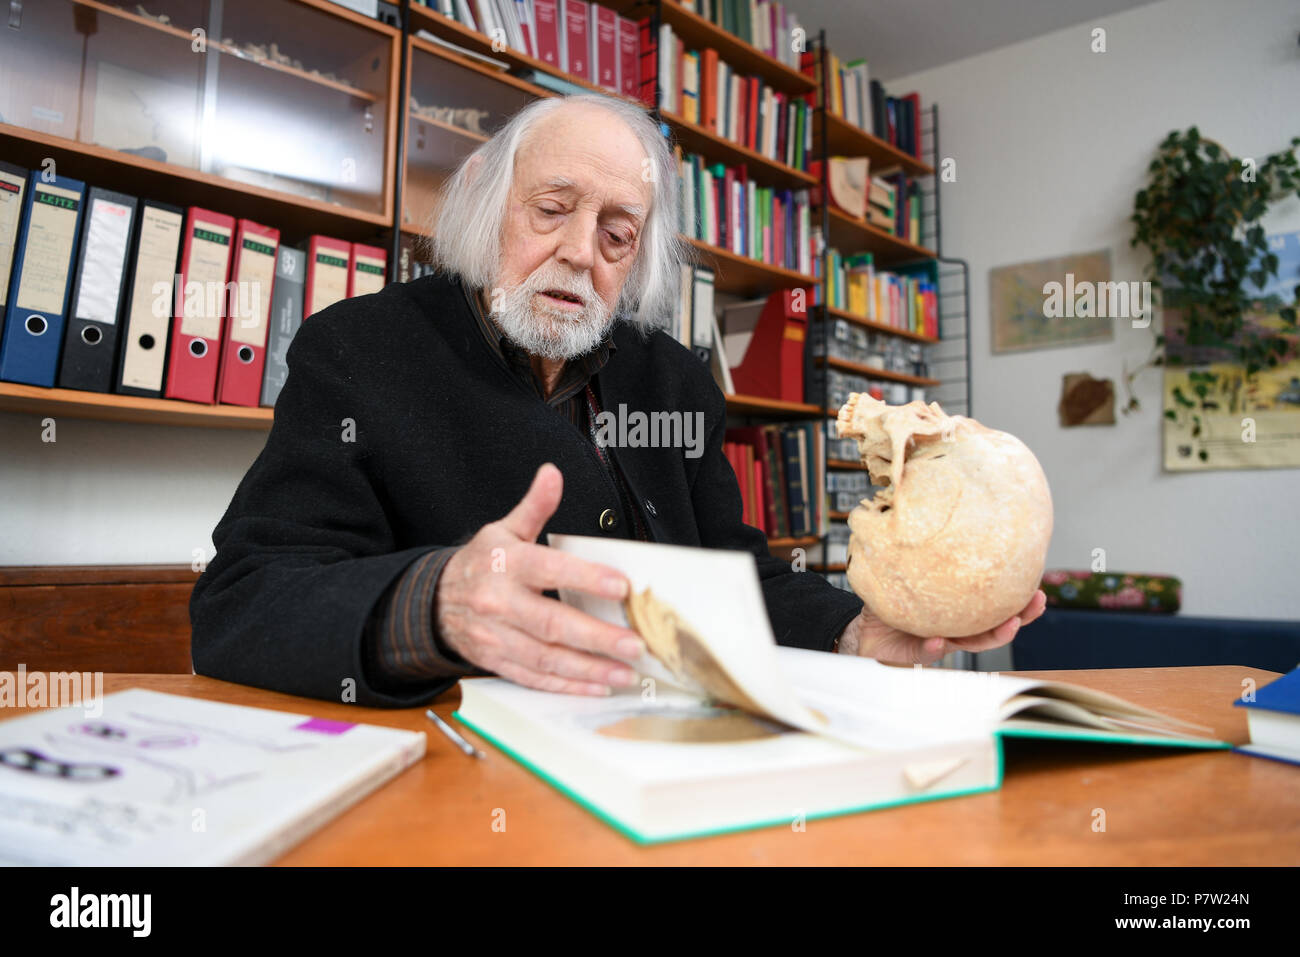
[488,263,615,360]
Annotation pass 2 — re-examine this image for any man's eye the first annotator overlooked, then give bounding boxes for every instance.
[606,231,631,246]
[540,206,563,216]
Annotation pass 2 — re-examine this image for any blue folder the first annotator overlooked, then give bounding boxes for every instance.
[0,171,87,386]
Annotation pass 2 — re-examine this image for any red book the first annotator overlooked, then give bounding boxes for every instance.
[216,219,279,407]
[701,48,718,134]
[752,457,767,534]
[723,442,744,521]
[635,17,655,108]
[164,207,235,404]
[743,443,756,527]
[563,0,590,80]
[616,15,638,99]
[534,0,560,67]
[774,193,784,270]
[747,76,759,151]
[730,288,809,403]
[303,235,351,318]
[591,5,618,92]
[729,427,778,534]
[347,242,387,298]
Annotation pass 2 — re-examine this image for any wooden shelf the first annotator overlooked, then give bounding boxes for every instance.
[686,237,817,296]
[827,459,869,471]
[609,0,815,95]
[767,535,821,549]
[69,0,382,101]
[823,206,937,265]
[813,563,847,573]
[829,511,853,520]
[817,356,939,387]
[0,124,391,243]
[824,306,939,344]
[409,33,551,100]
[663,109,817,189]
[724,394,823,417]
[813,112,933,177]
[0,383,274,430]
[407,110,490,143]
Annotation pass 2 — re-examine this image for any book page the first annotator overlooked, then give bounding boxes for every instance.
[549,535,830,737]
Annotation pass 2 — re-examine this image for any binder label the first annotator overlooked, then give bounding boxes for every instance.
[15,183,81,314]
[73,197,133,324]
[121,205,183,391]
[179,220,233,339]
[229,236,276,346]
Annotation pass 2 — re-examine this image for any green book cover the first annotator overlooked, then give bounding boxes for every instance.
[453,710,1227,846]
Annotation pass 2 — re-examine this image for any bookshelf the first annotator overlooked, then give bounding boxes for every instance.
[807,33,964,591]
[0,0,967,561]
[0,0,401,428]
[0,382,273,430]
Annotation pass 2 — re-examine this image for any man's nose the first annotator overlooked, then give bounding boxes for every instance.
[553,210,597,273]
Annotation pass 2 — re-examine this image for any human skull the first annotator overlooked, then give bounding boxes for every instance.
[837,393,1053,638]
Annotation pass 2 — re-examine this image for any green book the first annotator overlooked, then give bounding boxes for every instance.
[454,536,1229,845]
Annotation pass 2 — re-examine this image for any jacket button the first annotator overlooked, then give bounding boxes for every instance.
[598,508,617,532]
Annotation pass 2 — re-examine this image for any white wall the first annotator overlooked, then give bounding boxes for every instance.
[887,0,1300,631]
[0,413,264,566]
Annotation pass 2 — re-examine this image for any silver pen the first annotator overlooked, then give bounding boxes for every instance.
[425,709,484,759]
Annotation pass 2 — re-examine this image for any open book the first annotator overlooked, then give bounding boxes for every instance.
[454,536,1227,844]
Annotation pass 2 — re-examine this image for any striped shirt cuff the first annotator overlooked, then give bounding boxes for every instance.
[364,546,489,684]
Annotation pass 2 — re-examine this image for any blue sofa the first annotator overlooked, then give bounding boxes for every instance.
[1011,607,1300,673]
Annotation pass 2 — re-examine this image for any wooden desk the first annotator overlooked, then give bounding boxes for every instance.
[8,667,1298,865]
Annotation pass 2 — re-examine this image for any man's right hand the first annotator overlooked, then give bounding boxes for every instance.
[434,463,646,695]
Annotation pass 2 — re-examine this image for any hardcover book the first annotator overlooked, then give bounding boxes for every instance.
[455,536,1227,844]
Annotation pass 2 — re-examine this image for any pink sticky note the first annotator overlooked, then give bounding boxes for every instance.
[295,717,356,735]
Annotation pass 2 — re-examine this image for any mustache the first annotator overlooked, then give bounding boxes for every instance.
[522,269,603,310]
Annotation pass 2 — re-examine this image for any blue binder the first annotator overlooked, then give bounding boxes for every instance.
[0,171,87,387]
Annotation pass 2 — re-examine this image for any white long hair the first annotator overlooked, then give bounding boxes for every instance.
[429,94,689,331]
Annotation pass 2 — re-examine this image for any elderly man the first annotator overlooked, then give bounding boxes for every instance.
[190,95,1044,707]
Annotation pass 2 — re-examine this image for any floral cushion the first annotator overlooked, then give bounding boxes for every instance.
[1039,570,1182,614]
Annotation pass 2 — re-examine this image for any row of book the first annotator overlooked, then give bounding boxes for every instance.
[823,51,925,162]
[679,0,806,73]
[823,251,939,339]
[0,162,386,406]
[676,147,815,274]
[416,0,642,99]
[723,422,826,539]
[656,24,813,172]
[871,171,921,243]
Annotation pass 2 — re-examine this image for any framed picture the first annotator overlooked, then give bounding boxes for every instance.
[990,248,1115,353]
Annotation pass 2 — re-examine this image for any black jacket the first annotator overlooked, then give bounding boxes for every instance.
[190,271,863,707]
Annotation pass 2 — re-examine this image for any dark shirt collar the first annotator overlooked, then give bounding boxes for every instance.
[459,278,617,407]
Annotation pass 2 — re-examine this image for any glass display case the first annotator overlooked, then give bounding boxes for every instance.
[0,0,398,220]
[402,37,539,237]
